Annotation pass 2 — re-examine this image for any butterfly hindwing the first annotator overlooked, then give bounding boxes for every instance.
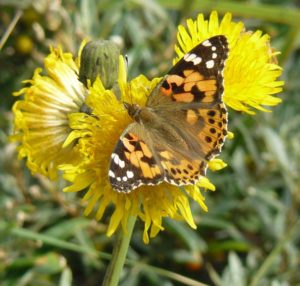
[156,149,206,186]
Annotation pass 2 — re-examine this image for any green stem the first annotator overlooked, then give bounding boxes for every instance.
[102,215,137,286]
[249,219,300,286]
[158,0,300,26]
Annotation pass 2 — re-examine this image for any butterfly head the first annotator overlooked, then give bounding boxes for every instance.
[123,102,141,121]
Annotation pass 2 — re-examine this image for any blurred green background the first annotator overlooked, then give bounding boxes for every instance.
[1,0,300,285]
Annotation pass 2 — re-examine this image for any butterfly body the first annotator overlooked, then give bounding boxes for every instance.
[124,100,188,148]
[109,35,229,193]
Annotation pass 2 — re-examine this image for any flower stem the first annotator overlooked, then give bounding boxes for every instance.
[102,215,137,286]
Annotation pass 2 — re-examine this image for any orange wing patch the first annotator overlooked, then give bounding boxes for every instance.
[160,70,219,104]
[140,141,152,158]
[183,69,195,77]
[161,75,185,96]
[185,71,204,82]
[158,150,206,185]
[123,136,135,152]
[196,103,228,160]
[196,79,216,91]
[173,92,194,102]
[186,109,198,125]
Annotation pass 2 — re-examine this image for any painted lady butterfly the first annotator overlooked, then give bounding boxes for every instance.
[109,35,229,193]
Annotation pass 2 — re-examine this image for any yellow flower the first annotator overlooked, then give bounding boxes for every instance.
[175,11,284,114]
[60,57,216,244]
[12,44,87,179]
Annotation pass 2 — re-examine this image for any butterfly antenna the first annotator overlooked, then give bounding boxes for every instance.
[125,54,129,69]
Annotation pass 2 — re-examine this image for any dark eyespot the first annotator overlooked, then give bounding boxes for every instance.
[187,164,193,170]
[205,136,212,143]
[162,80,170,89]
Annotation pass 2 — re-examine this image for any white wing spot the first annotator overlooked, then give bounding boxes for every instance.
[113,153,125,168]
[192,57,202,65]
[206,60,214,69]
[117,177,121,182]
[212,53,217,59]
[113,154,120,165]
[184,53,202,65]
[109,170,115,178]
[184,53,196,61]
[202,40,212,47]
[119,159,125,168]
[122,176,128,181]
[127,171,134,178]
[212,46,217,51]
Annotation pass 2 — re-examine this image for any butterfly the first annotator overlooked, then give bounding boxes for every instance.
[109,35,229,193]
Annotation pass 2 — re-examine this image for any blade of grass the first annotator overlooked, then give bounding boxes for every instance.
[279,25,300,64]
[137,263,209,286]
[1,221,106,259]
[249,219,300,286]
[157,0,300,26]
[2,222,207,286]
[0,9,23,51]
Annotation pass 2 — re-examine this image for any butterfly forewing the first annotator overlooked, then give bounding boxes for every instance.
[109,124,164,193]
[148,35,228,106]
